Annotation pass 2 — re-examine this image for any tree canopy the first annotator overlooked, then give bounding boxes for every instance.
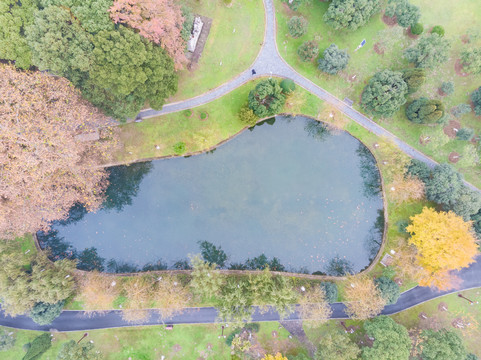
[425,163,463,206]
[315,332,360,360]
[362,316,411,360]
[374,276,400,305]
[248,79,286,118]
[407,207,478,289]
[418,329,467,360]
[361,69,408,117]
[402,68,426,93]
[404,33,450,69]
[344,275,386,320]
[405,97,445,124]
[323,0,381,31]
[394,0,421,28]
[57,340,102,360]
[461,48,481,75]
[471,86,481,116]
[318,44,350,75]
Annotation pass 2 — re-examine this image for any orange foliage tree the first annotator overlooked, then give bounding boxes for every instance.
[78,272,120,314]
[389,175,425,203]
[344,275,386,320]
[0,65,117,238]
[109,0,187,69]
[407,207,478,290]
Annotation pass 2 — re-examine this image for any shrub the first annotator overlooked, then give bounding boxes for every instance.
[411,23,424,35]
[318,44,350,75]
[22,333,51,360]
[248,79,286,117]
[396,219,409,233]
[180,7,195,42]
[406,98,445,124]
[200,112,208,120]
[406,159,431,182]
[223,0,232,5]
[280,79,296,94]
[461,48,481,75]
[457,128,475,141]
[183,109,193,117]
[173,142,186,154]
[431,25,445,37]
[374,276,400,304]
[225,328,242,346]
[441,81,454,95]
[452,103,472,117]
[402,68,426,93]
[238,105,259,126]
[245,323,260,333]
[0,330,15,351]
[29,301,64,325]
[320,282,338,303]
[287,16,308,38]
[471,86,481,116]
[297,41,319,62]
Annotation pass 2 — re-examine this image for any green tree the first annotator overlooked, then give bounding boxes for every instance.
[0,0,37,69]
[452,103,472,118]
[410,23,424,35]
[441,81,455,95]
[405,98,445,124]
[280,79,296,94]
[248,79,286,118]
[320,282,338,303]
[394,1,420,28]
[456,128,475,141]
[315,332,360,360]
[362,316,410,360]
[461,48,481,75]
[26,6,93,84]
[86,26,177,119]
[361,69,408,117]
[0,329,15,351]
[404,33,450,69]
[425,163,463,206]
[287,16,308,38]
[238,105,259,126]
[217,280,253,327]
[446,186,481,221]
[323,0,381,31]
[23,333,52,360]
[402,68,426,93]
[431,25,445,37]
[297,41,319,62]
[318,44,350,75]
[30,301,64,325]
[418,329,467,360]
[374,277,400,305]
[471,86,481,116]
[57,340,102,360]
[198,240,228,268]
[189,255,224,299]
[181,6,194,41]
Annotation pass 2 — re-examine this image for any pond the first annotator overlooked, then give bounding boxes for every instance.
[38,116,384,275]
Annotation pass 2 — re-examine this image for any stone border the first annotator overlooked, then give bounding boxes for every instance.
[36,113,388,281]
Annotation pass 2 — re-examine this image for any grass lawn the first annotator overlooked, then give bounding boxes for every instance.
[0,321,295,359]
[274,0,481,187]
[170,0,265,102]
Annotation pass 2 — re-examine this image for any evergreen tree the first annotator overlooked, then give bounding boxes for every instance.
[318,44,350,75]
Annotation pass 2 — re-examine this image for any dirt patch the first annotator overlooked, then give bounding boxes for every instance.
[382,14,397,26]
[438,302,448,312]
[419,134,431,146]
[438,88,447,96]
[443,119,461,138]
[271,330,278,338]
[406,28,420,39]
[461,34,470,44]
[449,152,460,163]
[373,42,385,55]
[281,2,295,17]
[172,344,182,352]
[455,59,469,77]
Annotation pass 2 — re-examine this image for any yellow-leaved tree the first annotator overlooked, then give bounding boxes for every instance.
[261,353,288,360]
[406,207,478,290]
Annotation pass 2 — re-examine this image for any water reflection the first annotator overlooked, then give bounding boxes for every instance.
[356,144,382,199]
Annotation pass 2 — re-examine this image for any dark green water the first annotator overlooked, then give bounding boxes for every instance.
[39,116,383,274]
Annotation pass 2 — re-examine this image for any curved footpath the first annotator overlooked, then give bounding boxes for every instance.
[1,256,480,331]
[3,0,480,332]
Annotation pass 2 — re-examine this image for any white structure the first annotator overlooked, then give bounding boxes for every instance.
[188,17,204,53]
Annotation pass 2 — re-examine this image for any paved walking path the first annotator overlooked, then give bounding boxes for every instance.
[1,256,480,331]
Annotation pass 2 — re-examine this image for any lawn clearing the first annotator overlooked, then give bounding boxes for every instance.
[171,0,265,101]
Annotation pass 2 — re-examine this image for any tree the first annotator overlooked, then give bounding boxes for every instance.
[0,329,15,351]
[26,6,93,85]
[406,159,431,182]
[29,301,64,325]
[287,16,308,38]
[441,81,455,95]
[87,26,177,119]
[78,271,119,312]
[457,128,475,141]
[297,287,332,327]
[57,340,102,360]
[407,207,478,289]
[402,68,426,93]
[452,103,472,117]
[198,240,228,268]
[320,282,338,303]
[461,48,481,75]
[22,333,51,360]
[154,275,190,320]
[344,275,386,320]
[446,186,481,221]
[217,280,253,327]
[318,44,350,75]
[471,86,481,116]
[238,105,259,126]
[189,255,224,299]
[323,0,381,31]
[0,0,37,69]
[374,277,400,305]
[418,329,467,360]
[180,6,194,41]
[325,256,354,276]
[280,79,296,94]
[0,65,116,238]
[390,175,425,203]
[394,1,421,28]
[298,41,319,62]
[248,79,286,118]
[362,316,411,360]
[410,23,424,35]
[315,332,360,360]
[406,98,445,124]
[431,25,445,37]
[109,0,187,69]
[404,33,450,69]
[262,354,288,360]
[361,69,408,117]
[425,164,463,206]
